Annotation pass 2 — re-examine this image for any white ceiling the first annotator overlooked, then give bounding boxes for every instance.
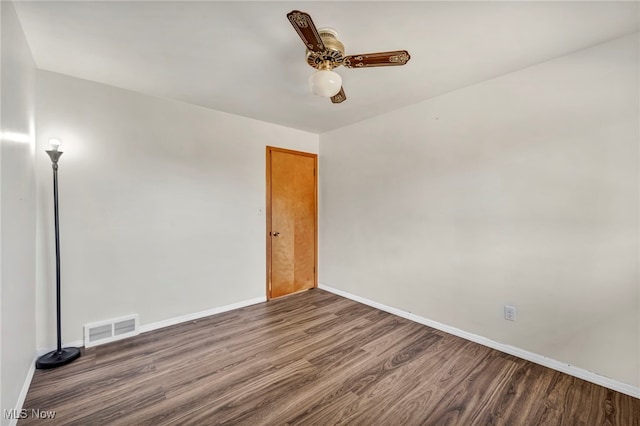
[13,1,640,133]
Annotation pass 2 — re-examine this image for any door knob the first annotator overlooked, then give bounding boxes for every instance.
[273,232,280,237]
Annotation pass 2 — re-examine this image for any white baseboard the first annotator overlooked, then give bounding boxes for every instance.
[35,296,268,356]
[139,296,266,334]
[8,354,38,426]
[318,284,640,399]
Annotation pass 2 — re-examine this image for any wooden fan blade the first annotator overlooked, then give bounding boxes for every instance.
[287,10,325,53]
[331,87,346,104]
[342,50,411,68]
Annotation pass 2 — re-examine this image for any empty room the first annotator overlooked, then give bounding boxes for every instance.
[1,1,639,424]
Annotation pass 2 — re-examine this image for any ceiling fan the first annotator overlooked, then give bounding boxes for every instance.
[287,10,411,104]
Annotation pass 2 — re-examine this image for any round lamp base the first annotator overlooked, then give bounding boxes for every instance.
[36,347,81,369]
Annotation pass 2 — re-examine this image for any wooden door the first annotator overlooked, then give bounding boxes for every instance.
[266,147,317,299]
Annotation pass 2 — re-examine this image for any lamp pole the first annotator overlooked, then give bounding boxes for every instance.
[36,139,81,369]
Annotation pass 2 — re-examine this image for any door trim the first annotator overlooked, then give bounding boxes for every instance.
[266,146,318,300]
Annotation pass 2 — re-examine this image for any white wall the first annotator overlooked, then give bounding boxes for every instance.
[320,34,639,387]
[35,71,318,348]
[0,0,37,421]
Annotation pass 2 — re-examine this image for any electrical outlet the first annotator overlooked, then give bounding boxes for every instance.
[504,305,516,321]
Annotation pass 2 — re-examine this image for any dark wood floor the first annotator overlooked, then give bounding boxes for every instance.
[21,289,639,425]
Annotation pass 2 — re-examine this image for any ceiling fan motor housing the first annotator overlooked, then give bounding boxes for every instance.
[287,10,410,104]
[306,28,345,70]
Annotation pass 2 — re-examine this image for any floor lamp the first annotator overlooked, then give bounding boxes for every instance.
[36,138,81,369]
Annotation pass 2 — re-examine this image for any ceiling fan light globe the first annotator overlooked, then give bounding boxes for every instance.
[308,70,342,98]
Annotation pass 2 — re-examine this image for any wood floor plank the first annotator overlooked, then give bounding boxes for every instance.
[372,339,489,425]
[419,350,519,425]
[19,289,640,425]
[268,349,375,425]
[344,335,476,424]
[186,359,318,425]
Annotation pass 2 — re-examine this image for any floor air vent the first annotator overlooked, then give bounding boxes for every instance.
[84,314,139,348]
